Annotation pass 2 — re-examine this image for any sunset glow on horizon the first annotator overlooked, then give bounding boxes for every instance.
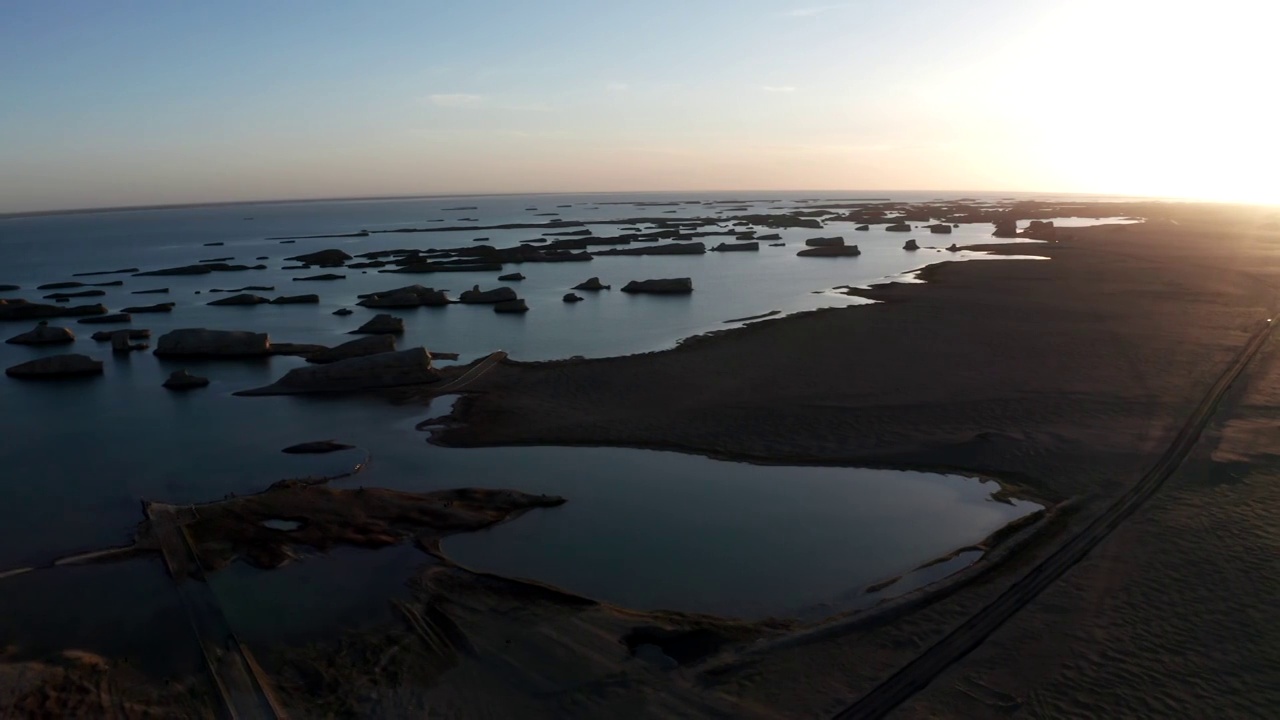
[2,0,1277,213]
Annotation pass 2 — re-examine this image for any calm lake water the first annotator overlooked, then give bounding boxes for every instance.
[0,191,1091,658]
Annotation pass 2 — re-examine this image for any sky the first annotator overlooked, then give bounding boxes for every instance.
[1,0,1277,213]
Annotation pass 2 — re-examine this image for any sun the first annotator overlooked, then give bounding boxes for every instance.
[1009,0,1280,204]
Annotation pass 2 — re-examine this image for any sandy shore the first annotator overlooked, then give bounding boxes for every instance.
[895,286,1280,718]
[406,202,1280,717]
[434,204,1276,506]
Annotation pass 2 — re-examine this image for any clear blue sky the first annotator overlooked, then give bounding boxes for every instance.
[1,0,1276,212]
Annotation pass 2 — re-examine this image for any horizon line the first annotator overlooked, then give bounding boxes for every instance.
[0,188,1201,221]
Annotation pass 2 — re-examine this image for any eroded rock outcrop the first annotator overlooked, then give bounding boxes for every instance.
[620,278,693,294]
[77,313,131,325]
[797,245,861,257]
[1021,220,1057,240]
[6,353,103,379]
[134,263,266,277]
[268,343,327,358]
[349,313,405,335]
[306,335,396,364]
[993,218,1018,238]
[459,285,517,304]
[573,277,610,291]
[5,321,74,345]
[92,329,150,342]
[284,249,353,266]
[0,301,107,322]
[36,281,122,290]
[281,440,354,454]
[238,348,437,395]
[208,294,269,306]
[596,242,705,256]
[163,370,210,390]
[120,303,175,313]
[357,285,449,308]
[493,299,529,313]
[111,331,149,353]
[804,236,845,247]
[711,241,759,252]
[154,329,270,357]
[563,293,584,303]
[269,295,319,305]
[43,290,105,300]
[293,273,346,282]
[904,239,920,251]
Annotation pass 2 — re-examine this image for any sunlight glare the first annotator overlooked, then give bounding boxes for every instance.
[1009,1,1280,203]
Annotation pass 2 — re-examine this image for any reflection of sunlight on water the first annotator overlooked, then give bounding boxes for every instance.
[1021,216,1141,228]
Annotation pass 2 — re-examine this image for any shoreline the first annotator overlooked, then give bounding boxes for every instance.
[0,189,1175,222]
[427,212,1274,504]
[7,200,1280,717]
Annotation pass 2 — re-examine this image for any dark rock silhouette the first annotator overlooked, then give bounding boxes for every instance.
[6,354,103,379]
[493,299,529,313]
[281,440,354,454]
[0,300,107,321]
[238,347,437,395]
[711,241,760,252]
[307,335,397,364]
[620,278,693,294]
[155,329,270,357]
[459,285,518,304]
[121,303,175,313]
[208,294,270,306]
[573,277,610,291]
[349,313,405,335]
[798,245,861,257]
[5,321,74,345]
[163,369,210,390]
[284,249,353,266]
[804,237,845,247]
[77,313,131,325]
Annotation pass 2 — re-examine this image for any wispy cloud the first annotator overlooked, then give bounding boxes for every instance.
[761,85,798,93]
[783,4,846,17]
[427,93,483,107]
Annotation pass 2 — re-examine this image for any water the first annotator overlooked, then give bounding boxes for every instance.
[0,192,1066,655]
[0,192,1054,361]
[438,448,1036,619]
